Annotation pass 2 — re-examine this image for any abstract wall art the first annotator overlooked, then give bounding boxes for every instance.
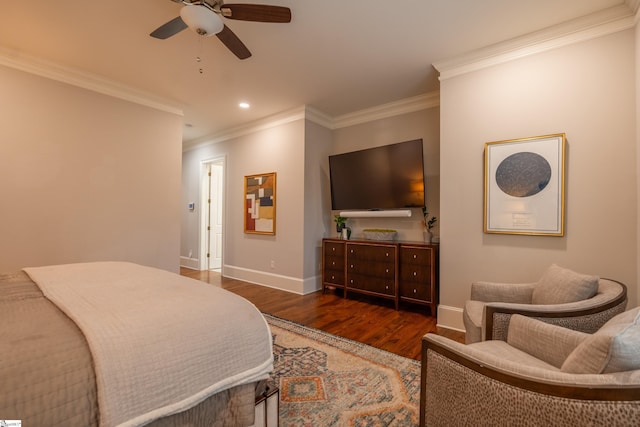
[244,172,276,235]
[484,134,566,236]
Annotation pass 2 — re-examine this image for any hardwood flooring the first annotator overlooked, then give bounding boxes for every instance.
[180,268,464,360]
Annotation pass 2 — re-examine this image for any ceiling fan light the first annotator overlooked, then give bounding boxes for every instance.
[180,5,224,37]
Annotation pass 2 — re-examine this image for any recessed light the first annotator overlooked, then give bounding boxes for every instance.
[239,102,250,109]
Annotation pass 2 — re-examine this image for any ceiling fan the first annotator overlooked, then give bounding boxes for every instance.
[150,0,291,60]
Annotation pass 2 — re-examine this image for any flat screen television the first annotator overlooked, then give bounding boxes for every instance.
[329,139,426,211]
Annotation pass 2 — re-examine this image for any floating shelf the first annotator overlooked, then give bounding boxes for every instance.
[339,210,412,218]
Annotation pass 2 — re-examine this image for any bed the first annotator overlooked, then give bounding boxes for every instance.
[0,261,274,427]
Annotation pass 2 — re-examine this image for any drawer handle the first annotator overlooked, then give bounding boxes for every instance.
[413,254,417,259]
[350,264,353,268]
[385,285,389,290]
[331,275,335,280]
[385,268,389,273]
[413,289,417,293]
[332,261,335,266]
[385,252,389,257]
[332,247,335,252]
[413,271,417,276]
[350,249,354,253]
[350,279,354,284]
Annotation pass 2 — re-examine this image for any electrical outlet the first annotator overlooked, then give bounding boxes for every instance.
[270,260,276,269]
[188,250,193,258]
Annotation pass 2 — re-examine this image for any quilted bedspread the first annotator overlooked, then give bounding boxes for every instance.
[23,262,274,427]
[0,271,99,426]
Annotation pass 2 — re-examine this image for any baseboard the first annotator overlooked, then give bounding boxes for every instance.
[223,265,321,295]
[302,275,322,294]
[437,304,465,332]
[180,256,199,270]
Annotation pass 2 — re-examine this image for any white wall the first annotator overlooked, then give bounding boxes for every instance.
[439,30,637,330]
[0,65,183,272]
[182,118,311,293]
[331,108,440,241]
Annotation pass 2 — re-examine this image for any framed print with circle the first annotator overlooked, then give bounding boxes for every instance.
[484,134,566,236]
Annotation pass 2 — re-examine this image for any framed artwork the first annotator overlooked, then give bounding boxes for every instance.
[484,134,566,236]
[244,172,276,235]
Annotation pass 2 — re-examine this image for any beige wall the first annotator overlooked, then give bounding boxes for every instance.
[182,118,312,293]
[180,25,636,322]
[439,30,637,329]
[636,14,640,308]
[0,65,183,272]
[303,120,333,284]
[330,108,440,241]
[181,108,439,294]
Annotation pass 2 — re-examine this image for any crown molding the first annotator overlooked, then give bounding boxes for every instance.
[0,47,184,116]
[330,92,440,129]
[304,106,334,129]
[434,4,637,80]
[629,0,640,23]
[185,92,441,151]
[626,0,640,15]
[183,105,309,151]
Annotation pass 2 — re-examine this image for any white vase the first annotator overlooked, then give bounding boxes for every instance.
[423,230,432,243]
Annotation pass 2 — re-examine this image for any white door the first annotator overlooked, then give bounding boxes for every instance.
[200,159,225,271]
[209,163,223,270]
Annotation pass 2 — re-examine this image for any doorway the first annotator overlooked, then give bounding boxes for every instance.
[200,158,225,271]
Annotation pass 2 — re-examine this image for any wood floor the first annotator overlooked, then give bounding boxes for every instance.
[180,268,464,360]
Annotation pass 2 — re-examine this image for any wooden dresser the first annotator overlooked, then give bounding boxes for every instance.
[322,238,439,315]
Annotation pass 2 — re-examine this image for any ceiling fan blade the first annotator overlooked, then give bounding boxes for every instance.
[216,25,252,59]
[150,16,188,39]
[220,4,291,23]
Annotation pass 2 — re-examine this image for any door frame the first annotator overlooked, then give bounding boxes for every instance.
[199,155,227,271]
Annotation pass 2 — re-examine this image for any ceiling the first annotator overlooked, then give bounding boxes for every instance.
[0,0,633,146]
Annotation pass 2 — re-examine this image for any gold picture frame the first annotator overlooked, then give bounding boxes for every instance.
[244,172,276,235]
[484,134,566,236]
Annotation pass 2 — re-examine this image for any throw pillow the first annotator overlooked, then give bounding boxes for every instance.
[531,264,599,305]
[507,315,588,369]
[561,307,640,374]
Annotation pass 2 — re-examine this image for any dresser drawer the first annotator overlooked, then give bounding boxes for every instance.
[346,243,396,262]
[347,273,395,296]
[324,241,345,257]
[324,269,345,285]
[399,282,431,302]
[400,246,433,267]
[400,266,430,283]
[347,259,395,277]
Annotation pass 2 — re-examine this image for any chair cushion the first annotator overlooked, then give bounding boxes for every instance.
[469,340,560,371]
[531,264,599,305]
[561,307,640,374]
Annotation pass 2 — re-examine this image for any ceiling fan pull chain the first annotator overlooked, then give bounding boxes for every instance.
[197,36,204,74]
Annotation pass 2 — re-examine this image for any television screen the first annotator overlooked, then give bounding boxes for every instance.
[329,139,426,211]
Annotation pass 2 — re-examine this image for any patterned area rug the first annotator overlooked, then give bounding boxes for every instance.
[264,314,421,426]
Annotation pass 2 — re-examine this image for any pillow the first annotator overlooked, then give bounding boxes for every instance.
[561,307,640,374]
[531,264,599,305]
[507,315,589,369]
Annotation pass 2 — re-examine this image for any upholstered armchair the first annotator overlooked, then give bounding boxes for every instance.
[463,264,627,344]
[420,309,640,427]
